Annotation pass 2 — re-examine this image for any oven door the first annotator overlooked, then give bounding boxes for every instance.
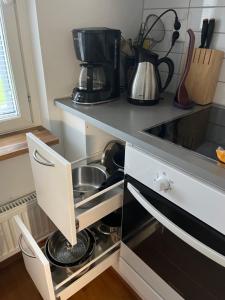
[122,175,225,300]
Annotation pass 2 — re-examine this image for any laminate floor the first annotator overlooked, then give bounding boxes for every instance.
[0,258,139,300]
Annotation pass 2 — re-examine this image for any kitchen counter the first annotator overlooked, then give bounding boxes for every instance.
[55,94,225,193]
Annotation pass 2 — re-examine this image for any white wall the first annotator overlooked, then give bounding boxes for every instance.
[32,0,144,156]
[0,155,35,205]
[33,0,144,138]
[0,0,143,205]
[143,0,225,105]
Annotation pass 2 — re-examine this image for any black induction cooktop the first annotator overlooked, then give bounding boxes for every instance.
[143,105,225,162]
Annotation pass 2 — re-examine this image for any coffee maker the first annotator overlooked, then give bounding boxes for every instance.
[72,28,121,104]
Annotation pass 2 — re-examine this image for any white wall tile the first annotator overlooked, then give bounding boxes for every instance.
[160,72,180,93]
[192,32,225,52]
[156,52,183,73]
[144,0,225,104]
[190,0,225,8]
[214,82,225,105]
[219,59,225,82]
[188,7,225,32]
[144,0,190,9]
[143,8,188,32]
[153,31,186,53]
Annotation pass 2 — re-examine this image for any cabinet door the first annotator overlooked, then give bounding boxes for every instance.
[14,215,55,300]
[27,133,76,246]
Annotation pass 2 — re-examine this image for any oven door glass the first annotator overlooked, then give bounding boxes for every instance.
[122,175,225,300]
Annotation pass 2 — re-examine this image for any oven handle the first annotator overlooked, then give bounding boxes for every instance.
[128,183,225,268]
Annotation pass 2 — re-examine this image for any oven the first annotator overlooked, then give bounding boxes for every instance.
[122,145,225,300]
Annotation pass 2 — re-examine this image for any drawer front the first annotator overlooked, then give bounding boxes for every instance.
[119,258,162,300]
[120,243,183,300]
[56,251,119,300]
[14,215,55,300]
[125,144,225,235]
[27,133,76,246]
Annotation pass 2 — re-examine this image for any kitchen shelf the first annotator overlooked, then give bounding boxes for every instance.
[75,186,123,232]
[14,214,120,300]
[52,223,121,290]
[0,126,59,161]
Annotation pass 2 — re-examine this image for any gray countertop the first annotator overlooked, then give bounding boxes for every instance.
[55,94,225,193]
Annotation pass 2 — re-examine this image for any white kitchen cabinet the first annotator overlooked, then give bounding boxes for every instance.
[19,132,124,300]
[14,215,120,300]
[26,133,123,246]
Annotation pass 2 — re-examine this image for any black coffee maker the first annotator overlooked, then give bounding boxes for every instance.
[72,28,121,104]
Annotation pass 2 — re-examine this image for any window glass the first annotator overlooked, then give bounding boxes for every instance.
[0,7,19,121]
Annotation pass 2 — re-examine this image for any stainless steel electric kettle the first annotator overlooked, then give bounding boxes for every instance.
[128,48,174,105]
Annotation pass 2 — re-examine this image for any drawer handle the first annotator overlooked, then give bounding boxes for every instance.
[18,234,36,259]
[33,150,55,167]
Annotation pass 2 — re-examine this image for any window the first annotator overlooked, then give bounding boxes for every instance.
[0,0,32,133]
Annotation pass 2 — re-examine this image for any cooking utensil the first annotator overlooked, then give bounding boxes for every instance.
[140,9,181,58]
[45,229,95,272]
[199,19,208,48]
[206,18,215,49]
[101,140,125,174]
[98,211,121,243]
[99,169,124,191]
[141,14,165,49]
[174,29,195,109]
[73,165,108,201]
[112,151,125,170]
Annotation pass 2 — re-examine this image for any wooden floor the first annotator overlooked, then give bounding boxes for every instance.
[0,258,139,300]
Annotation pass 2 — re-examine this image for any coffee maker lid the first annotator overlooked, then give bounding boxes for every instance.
[72,27,121,34]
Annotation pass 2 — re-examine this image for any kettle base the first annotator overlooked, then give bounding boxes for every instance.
[128,98,159,106]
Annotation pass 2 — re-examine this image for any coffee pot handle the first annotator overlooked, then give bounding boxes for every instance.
[157,57,174,93]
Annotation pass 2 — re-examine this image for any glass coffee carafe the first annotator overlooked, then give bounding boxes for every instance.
[78,64,106,91]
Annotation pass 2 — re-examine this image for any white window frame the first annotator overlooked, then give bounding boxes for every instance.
[0,0,32,134]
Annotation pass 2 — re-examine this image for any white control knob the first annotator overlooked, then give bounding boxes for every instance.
[154,173,172,192]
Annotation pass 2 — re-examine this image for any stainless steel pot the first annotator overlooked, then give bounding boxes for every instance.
[73,165,108,205]
[98,212,121,243]
[45,229,95,274]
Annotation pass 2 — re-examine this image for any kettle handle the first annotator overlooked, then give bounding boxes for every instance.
[157,57,174,93]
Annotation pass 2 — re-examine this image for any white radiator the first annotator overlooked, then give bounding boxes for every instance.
[0,192,55,262]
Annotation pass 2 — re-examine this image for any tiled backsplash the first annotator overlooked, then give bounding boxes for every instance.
[143,0,225,105]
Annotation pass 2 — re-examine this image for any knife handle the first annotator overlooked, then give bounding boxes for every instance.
[199,18,208,48]
[206,18,215,49]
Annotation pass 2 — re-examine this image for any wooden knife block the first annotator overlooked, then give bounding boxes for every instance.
[185,48,224,105]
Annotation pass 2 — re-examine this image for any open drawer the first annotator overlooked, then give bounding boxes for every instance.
[27,133,123,246]
[14,215,120,300]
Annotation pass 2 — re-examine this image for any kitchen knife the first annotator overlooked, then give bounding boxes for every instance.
[199,18,208,48]
[205,18,215,49]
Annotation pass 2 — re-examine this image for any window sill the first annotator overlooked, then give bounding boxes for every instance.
[0,126,59,161]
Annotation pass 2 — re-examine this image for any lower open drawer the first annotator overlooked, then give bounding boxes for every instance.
[14,215,120,300]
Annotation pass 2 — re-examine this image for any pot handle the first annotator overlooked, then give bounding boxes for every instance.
[157,57,174,93]
[98,224,118,235]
